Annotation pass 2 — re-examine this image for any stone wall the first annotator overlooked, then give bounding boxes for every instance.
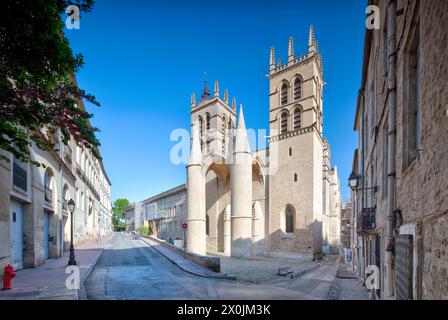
[353,0,448,299]
[394,0,448,300]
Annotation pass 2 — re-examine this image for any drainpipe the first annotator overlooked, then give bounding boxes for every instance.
[59,131,64,258]
[359,90,366,281]
[385,0,397,297]
[59,162,63,257]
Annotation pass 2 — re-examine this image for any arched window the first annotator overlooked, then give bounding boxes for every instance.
[222,137,226,155]
[294,107,302,130]
[281,83,288,105]
[294,78,302,100]
[206,214,210,236]
[206,113,211,130]
[280,112,288,133]
[44,169,54,204]
[198,116,203,137]
[294,173,298,182]
[289,147,292,156]
[222,115,227,133]
[285,206,294,233]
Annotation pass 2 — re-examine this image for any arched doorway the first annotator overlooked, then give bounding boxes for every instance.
[202,155,231,254]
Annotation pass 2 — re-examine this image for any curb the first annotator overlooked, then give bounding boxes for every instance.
[292,262,322,278]
[76,234,114,300]
[140,237,236,280]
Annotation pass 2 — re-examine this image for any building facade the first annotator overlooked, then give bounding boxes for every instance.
[125,184,187,244]
[185,26,342,260]
[351,0,448,299]
[125,26,342,261]
[0,102,113,283]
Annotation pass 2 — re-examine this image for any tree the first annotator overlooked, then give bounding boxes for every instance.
[112,198,130,231]
[0,0,100,166]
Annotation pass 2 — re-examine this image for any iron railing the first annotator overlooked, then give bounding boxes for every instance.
[356,207,376,233]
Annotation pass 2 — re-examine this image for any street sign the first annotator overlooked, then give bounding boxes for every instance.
[181,223,188,229]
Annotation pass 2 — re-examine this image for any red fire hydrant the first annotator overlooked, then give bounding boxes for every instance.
[2,265,16,290]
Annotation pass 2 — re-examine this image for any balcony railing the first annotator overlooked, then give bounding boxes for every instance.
[44,186,53,204]
[356,207,376,233]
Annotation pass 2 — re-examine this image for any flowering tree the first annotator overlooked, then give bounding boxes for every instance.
[0,0,100,166]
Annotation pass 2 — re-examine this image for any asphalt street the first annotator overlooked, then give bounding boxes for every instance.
[85,232,366,300]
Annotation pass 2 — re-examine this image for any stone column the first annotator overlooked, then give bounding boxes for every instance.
[223,204,231,256]
[186,121,206,255]
[231,106,252,258]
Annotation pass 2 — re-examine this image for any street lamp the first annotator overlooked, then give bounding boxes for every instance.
[67,199,77,266]
[348,172,379,193]
[348,172,359,190]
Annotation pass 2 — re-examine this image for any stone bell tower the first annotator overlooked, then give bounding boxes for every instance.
[187,79,238,256]
[189,80,237,159]
[267,26,325,259]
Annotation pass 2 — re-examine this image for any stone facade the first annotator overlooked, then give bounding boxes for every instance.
[340,203,352,250]
[0,101,113,286]
[323,165,342,254]
[125,26,343,261]
[351,0,448,299]
[184,26,341,260]
[125,184,187,245]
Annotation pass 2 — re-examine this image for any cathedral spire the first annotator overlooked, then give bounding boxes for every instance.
[231,104,253,258]
[224,89,229,104]
[235,105,250,154]
[308,25,317,53]
[201,73,210,99]
[269,46,275,71]
[232,96,236,110]
[190,92,196,108]
[214,80,219,97]
[288,36,294,62]
[188,121,202,166]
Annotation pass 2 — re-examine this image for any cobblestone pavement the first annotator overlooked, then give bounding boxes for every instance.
[84,233,369,300]
[219,255,315,283]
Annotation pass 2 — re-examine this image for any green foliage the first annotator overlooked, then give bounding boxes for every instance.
[112,198,130,231]
[136,226,150,235]
[0,0,100,165]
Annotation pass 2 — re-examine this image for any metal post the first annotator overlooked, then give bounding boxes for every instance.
[183,229,187,260]
[68,209,77,266]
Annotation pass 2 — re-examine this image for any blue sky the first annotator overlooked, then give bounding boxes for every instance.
[65,0,366,204]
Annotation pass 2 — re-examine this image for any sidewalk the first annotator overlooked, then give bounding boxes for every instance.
[139,236,235,280]
[0,233,113,300]
[327,264,369,300]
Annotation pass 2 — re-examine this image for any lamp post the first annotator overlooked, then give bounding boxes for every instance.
[348,171,379,193]
[67,199,77,266]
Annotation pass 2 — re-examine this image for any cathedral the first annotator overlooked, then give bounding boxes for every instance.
[186,26,342,260]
